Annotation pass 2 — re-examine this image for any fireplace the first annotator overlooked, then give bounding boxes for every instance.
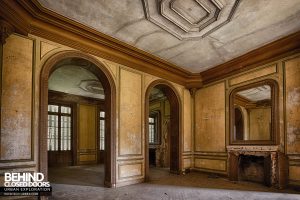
[238,155,270,185]
[227,146,289,188]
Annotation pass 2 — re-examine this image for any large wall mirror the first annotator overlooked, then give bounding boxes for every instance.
[230,79,278,145]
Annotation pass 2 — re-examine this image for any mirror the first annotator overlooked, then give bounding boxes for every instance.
[230,80,278,145]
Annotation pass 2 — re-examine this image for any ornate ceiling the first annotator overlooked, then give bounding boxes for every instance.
[142,0,240,40]
[49,65,105,99]
[37,0,300,73]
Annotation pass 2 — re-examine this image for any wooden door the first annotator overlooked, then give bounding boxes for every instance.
[78,104,98,165]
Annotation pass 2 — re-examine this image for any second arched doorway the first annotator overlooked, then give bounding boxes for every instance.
[145,80,182,180]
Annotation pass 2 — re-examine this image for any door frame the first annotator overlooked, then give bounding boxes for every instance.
[40,50,117,187]
[144,80,182,180]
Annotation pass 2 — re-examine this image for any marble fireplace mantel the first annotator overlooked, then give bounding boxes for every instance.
[226,145,288,188]
[227,145,280,154]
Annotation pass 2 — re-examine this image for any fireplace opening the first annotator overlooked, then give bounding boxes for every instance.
[238,155,269,184]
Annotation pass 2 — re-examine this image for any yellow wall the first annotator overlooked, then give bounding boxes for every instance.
[194,54,300,187]
[1,33,299,187]
[248,107,271,140]
[194,82,227,173]
[0,33,192,187]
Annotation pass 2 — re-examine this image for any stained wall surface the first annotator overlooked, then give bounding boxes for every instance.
[194,54,300,187]
[0,35,33,161]
[284,56,300,185]
[0,33,299,188]
[248,108,271,140]
[0,34,192,187]
[194,82,227,174]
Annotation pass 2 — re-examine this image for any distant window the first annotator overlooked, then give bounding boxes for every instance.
[47,104,72,151]
[149,112,159,144]
[99,111,105,150]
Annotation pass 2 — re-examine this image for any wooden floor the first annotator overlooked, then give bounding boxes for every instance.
[49,164,105,187]
[48,165,300,200]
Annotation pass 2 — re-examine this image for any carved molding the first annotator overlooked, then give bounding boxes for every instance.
[142,0,240,40]
[189,88,198,97]
[0,0,299,87]
[226,145,280,153]
[0,19,14,44]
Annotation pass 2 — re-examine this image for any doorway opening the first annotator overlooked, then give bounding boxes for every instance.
[40,51,116,187]
[145,80,181,180]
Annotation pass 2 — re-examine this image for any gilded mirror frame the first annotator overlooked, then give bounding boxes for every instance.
[229,79,279,145]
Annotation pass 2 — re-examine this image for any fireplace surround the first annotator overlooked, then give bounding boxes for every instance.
[227,145,288,189]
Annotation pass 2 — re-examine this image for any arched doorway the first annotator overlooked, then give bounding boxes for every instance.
[145,80,182,180]
[40,51,116,187]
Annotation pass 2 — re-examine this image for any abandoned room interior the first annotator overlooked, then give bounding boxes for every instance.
[0,0,300,199]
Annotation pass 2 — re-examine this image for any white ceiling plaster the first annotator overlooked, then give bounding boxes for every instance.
[49,65,105,99]
[237,85,271,102]
[38,0,300,73]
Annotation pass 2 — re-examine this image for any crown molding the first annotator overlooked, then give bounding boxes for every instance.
[0,0,202,88]
[200,31,300,84]
[0,0,299,88]
[0,19,15,44]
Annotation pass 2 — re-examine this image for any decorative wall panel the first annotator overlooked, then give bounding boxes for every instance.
[118,162,143,180]
[229,64,277,86]
[289,166,300,181]
[40,41,60,59]
[183,90,192,152]
[0,34,33,161]
[194,158,226,171]
[119,69,142,156]
[195,82,225,152]
[285,57,300,154]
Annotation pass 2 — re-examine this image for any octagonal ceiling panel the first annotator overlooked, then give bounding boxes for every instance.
[143,0,239,40]
[160,0,220,33]
[37,0,300,73]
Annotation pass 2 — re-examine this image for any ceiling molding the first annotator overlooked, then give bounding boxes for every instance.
[142,0,240,40]
[201,31,300,84]
[0,0,300,88]
[0,0,202,88]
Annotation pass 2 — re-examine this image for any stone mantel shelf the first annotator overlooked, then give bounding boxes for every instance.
[227,145,280,152]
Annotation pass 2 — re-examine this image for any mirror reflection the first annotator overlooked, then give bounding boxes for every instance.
[233,85,271,141]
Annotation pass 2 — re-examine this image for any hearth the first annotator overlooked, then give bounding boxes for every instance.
[239,155,270,185]
[227,146,288,188]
